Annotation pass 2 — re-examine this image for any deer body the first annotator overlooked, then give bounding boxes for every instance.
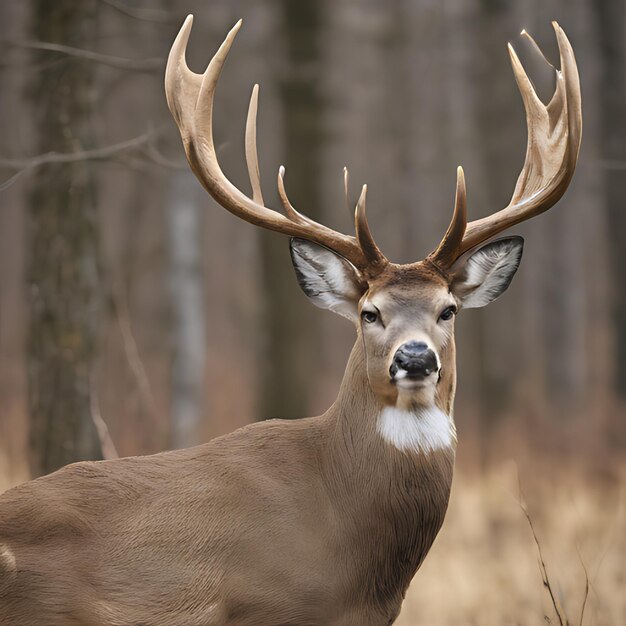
[0,339,453,625]
[0,15,580,626]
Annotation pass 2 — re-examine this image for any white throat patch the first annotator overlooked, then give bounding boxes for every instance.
[377,406,455,454]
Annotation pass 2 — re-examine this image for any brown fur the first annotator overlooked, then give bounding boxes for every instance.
[0,338,454,626]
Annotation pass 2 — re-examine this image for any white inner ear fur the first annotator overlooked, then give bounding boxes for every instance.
[452,238,523,309]
[377,405,455,454]
[290,240,364,321]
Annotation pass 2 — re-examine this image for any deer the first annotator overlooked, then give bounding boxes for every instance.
[0,16,581,626]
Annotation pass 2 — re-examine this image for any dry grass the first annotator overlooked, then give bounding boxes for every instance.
[397,461,625,626]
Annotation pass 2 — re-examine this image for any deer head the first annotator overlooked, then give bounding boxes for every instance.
[165,16,581,416]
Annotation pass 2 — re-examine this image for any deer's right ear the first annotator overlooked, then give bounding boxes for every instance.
[289,238,367,321]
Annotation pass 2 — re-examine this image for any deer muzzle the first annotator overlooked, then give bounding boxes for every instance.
[390,341,439,382]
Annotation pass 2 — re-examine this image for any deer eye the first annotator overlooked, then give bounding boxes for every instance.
[361,310,378,324]
[439,306,457,321]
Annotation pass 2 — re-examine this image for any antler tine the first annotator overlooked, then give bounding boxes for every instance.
[552,22,582,173]
[165,16,386,275]
[277,166,318,226]
[429,22,582,268]
[164,15,203,136]
[355,185,387,270]
[427,167,467,268]
[245,84,263,204]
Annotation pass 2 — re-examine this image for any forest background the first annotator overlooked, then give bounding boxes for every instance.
[0,1,624,624]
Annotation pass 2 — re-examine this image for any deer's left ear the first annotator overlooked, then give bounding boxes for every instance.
[290,238,367,321]
[450,236,524,309]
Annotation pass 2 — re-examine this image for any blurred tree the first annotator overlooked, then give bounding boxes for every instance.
[0,0,621,487]
[258,1,324,419]
[26,0,102,475]
[471,2,524,423]
[167,170,205,448]
[594,0,626,401]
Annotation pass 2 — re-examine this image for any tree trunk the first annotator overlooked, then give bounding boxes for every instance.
[594,0,626,401]
[167,171,205,448]
[26,0,102,476]
[258,2,324,419]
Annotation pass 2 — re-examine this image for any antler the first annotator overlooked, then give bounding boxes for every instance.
[429,22,582,269]
[165,16,387,276]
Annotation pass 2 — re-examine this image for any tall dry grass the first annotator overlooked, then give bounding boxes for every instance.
[397,461,625,626]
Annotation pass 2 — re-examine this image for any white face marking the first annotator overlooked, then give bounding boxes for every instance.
[377,405,455,454]
[394,378,431,390]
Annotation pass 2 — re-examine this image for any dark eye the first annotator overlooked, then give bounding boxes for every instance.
[361,310,378,324]
[439,306,456,321]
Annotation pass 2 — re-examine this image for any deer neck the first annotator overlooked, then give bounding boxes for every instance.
[321,337,457,599]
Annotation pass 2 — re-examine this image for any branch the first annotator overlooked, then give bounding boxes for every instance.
[0,128,163,191]
[90,367,119,460]
[575,545,590,626]
[519,489,570,626]
[98,0,175,23]
[0,39,162,71]
[111,280,160,425]
[143,139,187,170]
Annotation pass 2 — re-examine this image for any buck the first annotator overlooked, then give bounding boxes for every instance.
[0,16,581,626]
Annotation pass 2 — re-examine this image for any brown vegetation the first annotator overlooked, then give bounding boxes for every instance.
[398,461,625,626]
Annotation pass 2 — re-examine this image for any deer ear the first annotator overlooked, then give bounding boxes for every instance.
[289,238,367,321]
[451,236,524,309]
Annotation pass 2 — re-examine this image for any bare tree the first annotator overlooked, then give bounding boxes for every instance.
[26,0,102,475]
[594,0,626,404]
[256,1,324,419]
[167,170,206,447]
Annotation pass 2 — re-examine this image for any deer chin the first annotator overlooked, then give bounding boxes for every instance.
[393,378,438,409]
[392,372,438,390]
[367,371,439,407]
[392,367,438,390]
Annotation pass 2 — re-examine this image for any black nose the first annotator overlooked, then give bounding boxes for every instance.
[390,341,438,379]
